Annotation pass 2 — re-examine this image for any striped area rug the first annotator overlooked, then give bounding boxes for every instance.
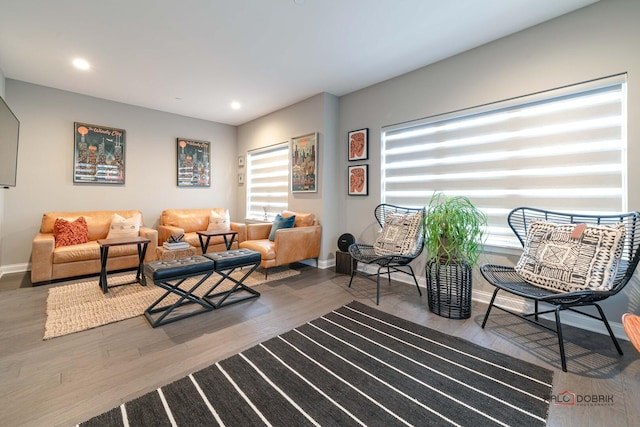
[80,301,554,426]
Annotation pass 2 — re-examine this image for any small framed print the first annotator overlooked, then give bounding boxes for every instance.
[238,155,245,167]
[348,164,368,196]
[238,172,244,184]
[348,128,368,161]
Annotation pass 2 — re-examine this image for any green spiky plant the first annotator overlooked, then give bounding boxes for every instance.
[423,192,487,266]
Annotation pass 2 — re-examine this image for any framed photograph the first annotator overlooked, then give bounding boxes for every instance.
[238,172,244,184]
[177,138,211,187]
[291,132,318,193]
[348,128,368,161]
[348,164,368,196]
[73,122,126,184]
[238,155,245,167]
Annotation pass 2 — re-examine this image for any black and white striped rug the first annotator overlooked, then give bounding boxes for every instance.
[80,301,553,426]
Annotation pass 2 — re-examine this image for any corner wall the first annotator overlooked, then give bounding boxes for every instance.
[0,69,5,277]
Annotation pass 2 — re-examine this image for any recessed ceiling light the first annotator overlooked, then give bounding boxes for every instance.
[72,58,90,70]
[231,101,241,110]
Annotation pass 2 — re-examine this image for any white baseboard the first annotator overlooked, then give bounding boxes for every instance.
[0,262,29,279]
[354,265,628,341]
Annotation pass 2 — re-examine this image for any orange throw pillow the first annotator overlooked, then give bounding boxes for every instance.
[54,217,89,248]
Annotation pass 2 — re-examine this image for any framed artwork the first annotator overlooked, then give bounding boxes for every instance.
[177,138,211,187]
[73,122,126,184]
[348,128,368,161]
[291,132,318,193]
[348,164,368,196]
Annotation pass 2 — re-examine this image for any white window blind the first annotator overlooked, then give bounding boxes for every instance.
[381,75,627,247]
[246,142,289,221]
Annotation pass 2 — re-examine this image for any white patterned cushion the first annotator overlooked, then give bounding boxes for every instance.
[106,213,141,239]
[514,220,625,292]
[207,208,230,232]
[374,211,423,256]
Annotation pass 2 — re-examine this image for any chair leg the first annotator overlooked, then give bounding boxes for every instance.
[376,266,384,305]
[482,288,500,328]
[554,306,568,372]
[348,269,356,288]
[406,265,422,296]
[534,300,539,321]
[386,266,391,283]
[593,303,624,355]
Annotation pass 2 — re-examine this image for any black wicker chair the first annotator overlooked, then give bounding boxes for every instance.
[348,204,425,304]
[481,207,640,371]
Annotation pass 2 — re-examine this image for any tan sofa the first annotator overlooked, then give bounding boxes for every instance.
[157,208,247,254]
[239,210,321,273]
[31,210,158,284]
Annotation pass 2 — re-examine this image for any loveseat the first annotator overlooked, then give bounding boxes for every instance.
[239,210,321,274]
[31,210,158,284]
[157,208,247,254]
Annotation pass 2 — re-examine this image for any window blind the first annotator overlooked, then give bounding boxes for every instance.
[381,75,627,247]
[246,142,289,221]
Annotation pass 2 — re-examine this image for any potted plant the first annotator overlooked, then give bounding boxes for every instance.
[423,192,487,319]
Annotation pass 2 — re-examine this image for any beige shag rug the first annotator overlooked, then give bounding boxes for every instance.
[44,267,299,339]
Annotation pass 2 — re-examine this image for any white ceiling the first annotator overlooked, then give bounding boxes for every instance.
[0,0,598,126]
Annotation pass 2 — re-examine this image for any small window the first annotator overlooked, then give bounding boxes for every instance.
[246,143,289,221]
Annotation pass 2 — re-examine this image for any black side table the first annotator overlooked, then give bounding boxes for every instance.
[335,250,357,275]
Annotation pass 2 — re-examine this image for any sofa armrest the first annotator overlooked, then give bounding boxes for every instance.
[157,225,184,245]
[139,226,158,261]
[274,225,322,264]
[246,223,272,240]
[31,233,55,283]
[230,222,247,243]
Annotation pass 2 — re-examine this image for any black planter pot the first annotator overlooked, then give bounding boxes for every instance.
[426,260,472,319]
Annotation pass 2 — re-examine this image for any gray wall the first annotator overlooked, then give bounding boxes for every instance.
[236,92,340,264]
[338,0,640,327]
[2,80,236,269]
[0,68,5,272]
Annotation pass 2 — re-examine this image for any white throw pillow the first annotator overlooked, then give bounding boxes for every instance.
[207,209,231,232]
[373,211,423,256]
[106,213,141,239]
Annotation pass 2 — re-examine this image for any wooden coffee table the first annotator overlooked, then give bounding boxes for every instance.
[196,230,238,253]
[97,236,150,293]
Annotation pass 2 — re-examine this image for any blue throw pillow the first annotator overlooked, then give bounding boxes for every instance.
[269,214,296,241]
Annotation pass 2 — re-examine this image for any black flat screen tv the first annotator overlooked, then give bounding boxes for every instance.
[0,95,20,187]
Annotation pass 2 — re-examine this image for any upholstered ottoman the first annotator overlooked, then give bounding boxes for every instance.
[143,255,216,327]
[203,248,262,308]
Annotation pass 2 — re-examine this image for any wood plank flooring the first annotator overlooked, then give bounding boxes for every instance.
[0,266,639,427]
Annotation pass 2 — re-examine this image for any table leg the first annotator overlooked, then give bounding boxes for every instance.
[198,234,211,254]
[223,233,236,250]
[136,242,149,286]
[99,246,109,293]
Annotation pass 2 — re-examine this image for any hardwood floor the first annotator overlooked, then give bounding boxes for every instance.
[1,266,639,427]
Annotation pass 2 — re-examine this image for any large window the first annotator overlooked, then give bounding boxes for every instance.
[246,143,289,221]
[381,75,627,247]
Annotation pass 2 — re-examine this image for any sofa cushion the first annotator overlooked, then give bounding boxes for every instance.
[269,214,296,241]
[281,210,315,227]
[239,239,276,260]
[106,213,141,239]
[54,217,89,248]
[373,211,423,256]
[207,208,231,232]
[514,220,625,293]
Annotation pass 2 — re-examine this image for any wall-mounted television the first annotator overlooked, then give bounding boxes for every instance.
[0,95,20,187]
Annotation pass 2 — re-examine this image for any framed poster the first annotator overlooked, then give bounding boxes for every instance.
[73,122,126,184]
[348,164,368,196]
[348,128,368,161]
[291,132,318,193]
[177,138,211,187]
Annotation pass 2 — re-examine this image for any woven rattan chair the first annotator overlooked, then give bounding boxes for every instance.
[481,207,640,371]
[348,204,425,304]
